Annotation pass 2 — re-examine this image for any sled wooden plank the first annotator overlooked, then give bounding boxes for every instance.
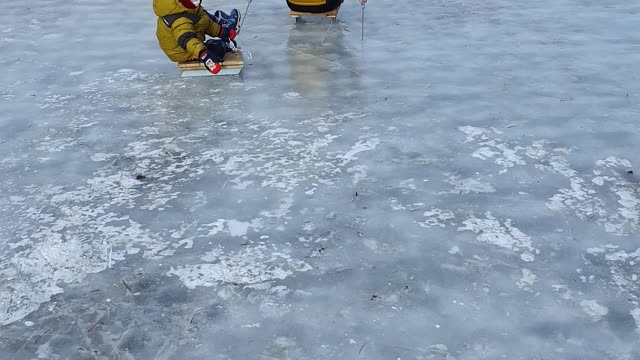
[178,52,244,70]
[179,62,243,70]
[177,51,244,73]
[180,64,243,71]
[289,6,339,19]
[180,67,242,77]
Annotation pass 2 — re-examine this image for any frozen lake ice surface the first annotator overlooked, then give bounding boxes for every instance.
[1,0,640,359]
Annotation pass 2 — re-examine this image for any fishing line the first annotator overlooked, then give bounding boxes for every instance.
[287,46,374,81]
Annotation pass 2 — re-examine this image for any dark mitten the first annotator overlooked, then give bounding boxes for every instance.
[205,39,228,60]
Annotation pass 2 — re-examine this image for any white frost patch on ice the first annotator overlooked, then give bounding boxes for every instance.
[260,195,294,219]
[2,72,294,324]
[170,221,197,239]
[77,121,98,128]
[493,142,526,168]
[547,157,639,236]
[458,212,537,262]
[520,252,536,262]
[0,119,259,325]
[516,269,538,290]
[413,205,537,261]
[580,300,608,321]
[336,136,381,166]
[461,126,578,176]
[8,196,26,204]
[35,137,76,152]
[471,147,500,160]
[458,126,501,143]
[592,177,605,186]
[585,245,640,297]
[241,323,261,328]
[587,246,640,262]
[547,177,605,217]
[631,308,640,330]
[399,178,417,191]
[427,344,449,357]
[283,92,301,99]
[167,244,312,289]
[417,208,455,228]
[390,198,406,211]
[605,247,640,262]
[0,211,165,325]
[201,219,261,238]
[361,238,400,255]
[615,188,640,224]
[347,165,368,185]
[473,142,524,168]
[525,141,576,177]
[551,284,573,300]
[596,156,633,169]
[445,175,495,194]
[38,94,73,109]
[459,126,639,236]
[90,153,115,162]
[202,219,226,237]
[363,239,379,252]
[227,220,251,237]
[459,126,525,171]
[218,111,366,192]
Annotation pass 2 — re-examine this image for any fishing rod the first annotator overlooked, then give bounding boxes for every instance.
[236,0,253,35]
[361,2,365,42]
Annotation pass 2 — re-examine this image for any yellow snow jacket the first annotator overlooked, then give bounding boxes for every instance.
[153,0,222,62]
[288,0,328,5]
[287,0,341,13]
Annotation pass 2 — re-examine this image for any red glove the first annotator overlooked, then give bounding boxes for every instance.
[199,49,221,75]
[218,27,237,41]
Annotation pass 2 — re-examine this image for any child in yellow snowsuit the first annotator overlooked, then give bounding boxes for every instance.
[153,0,240,74]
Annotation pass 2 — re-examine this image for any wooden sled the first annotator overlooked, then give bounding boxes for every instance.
[289,5,340,22]
[178,51,244,77]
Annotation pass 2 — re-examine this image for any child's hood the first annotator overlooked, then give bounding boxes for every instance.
[153,0,200,17]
